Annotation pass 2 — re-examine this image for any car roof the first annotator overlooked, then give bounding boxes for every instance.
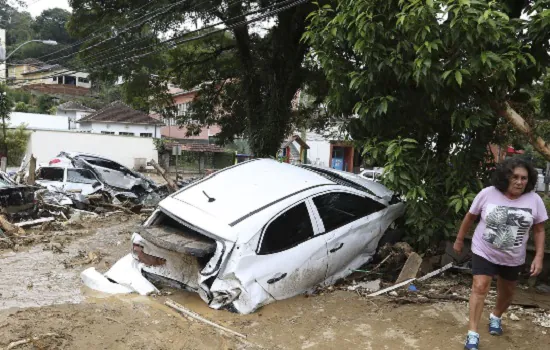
[170,159,335,226]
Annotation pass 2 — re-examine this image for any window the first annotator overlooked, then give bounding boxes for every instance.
[176,102,189,116]
[67,169,98,184]
[258,203,314,255]
[119,132,134,136]
[81,156,123,172]
[140,133,153,138]
[37,167,64,182]
[101,131,115,135]
[52,77,57,81]
[313,192,386,233]
[78,77,90,84]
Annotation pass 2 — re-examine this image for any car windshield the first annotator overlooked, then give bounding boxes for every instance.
[67,169,98,184]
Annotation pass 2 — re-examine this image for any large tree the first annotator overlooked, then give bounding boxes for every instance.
[304,0,550,246]
[67,0,323,156]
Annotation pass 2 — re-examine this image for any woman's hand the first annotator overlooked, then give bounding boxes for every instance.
[531,256,544,277]
[453,239,464,255]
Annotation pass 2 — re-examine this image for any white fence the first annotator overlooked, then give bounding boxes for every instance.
[25,129,158,169]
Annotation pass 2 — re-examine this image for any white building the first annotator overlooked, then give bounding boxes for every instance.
[77,101,164,138]
[56,101,96,130]
[8,112,70,131]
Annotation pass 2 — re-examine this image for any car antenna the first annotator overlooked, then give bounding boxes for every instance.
[203,191,216,203]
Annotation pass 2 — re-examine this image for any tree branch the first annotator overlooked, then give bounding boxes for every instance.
[496,102,550,160]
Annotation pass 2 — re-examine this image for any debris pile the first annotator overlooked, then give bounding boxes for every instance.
[319,241,550,331]
[0,154,176,250]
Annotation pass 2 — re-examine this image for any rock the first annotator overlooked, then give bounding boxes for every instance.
[348,279,381,292]
[509,313,520,321]
[389,291,398,297]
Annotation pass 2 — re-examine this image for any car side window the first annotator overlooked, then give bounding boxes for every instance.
[67,169,98,184]
[82,157,121,171]
[258,202,314,255]
[313,192,386,233]
[37,167,64,181]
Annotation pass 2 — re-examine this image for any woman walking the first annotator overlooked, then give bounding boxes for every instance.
[454,158,547,350]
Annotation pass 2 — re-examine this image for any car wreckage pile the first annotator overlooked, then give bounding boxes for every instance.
[0,152,177,248]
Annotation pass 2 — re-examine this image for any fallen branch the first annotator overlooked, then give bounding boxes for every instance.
[372,253,394,272]
[6,333,60,349]
[0,215,25,236]
[150,159,178,193]
[165,299,247,339]
[96,203,137,216]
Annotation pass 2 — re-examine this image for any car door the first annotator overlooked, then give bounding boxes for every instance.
[35,167,66,191]
[233,200,329,300]
[311,191,386,285]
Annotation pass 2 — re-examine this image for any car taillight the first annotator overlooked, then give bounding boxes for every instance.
[49,159,61,165]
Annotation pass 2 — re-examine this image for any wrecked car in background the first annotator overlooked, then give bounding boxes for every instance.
[0,172,36,218]
[49,152,167,204]
[84,159,405,314]
[36,166,104,195]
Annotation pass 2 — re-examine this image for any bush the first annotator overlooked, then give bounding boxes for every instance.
[14,102,29,112]
[0,124,31,166]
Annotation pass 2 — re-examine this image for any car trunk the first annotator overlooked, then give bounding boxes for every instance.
[134,210,219,291]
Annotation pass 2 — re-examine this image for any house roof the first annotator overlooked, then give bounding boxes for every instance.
[163,142,227,153]
[21,64,63,75]
[57,101,96,112]
[281,135,310,150]
[78,101,165,125]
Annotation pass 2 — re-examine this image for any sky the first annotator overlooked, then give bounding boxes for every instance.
[20,0,72,17]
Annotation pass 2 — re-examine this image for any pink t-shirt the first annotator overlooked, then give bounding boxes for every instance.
[469,186,548,266]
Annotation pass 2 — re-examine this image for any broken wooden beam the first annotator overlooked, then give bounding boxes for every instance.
[27,155,36,185]
[15,217,55,228]
[150,159,178,193]
[417,263,454,282]
[395,252,423,283]
[0,215,25,235]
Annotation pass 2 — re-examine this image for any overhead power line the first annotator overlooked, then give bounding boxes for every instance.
[9,0,309,88]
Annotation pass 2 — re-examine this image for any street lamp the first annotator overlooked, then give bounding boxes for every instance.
[4,40,58,61]
[1,39,58,81]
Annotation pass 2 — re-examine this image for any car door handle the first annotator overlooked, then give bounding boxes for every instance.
[103,170,110,173]
[330,243,344,253]
[267,273,287,284]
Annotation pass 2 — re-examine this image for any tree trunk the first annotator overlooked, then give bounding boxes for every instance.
[497,102,550,161]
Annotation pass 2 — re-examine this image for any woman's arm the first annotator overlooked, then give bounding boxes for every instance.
[454,212,479,254]
[531,223,546,276]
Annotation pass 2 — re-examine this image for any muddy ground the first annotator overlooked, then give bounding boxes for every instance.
[1,217,549,349]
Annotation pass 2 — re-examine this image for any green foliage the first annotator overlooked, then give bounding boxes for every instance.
[2,4,79,61]
[304,0,550,248]
[37,95,56,114]
[6,89,31,105]
[14,102,29,112]
[0,124,30,166]
[68,1,327,157]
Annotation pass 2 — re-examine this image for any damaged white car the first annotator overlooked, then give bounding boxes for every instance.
[88,159,405,314]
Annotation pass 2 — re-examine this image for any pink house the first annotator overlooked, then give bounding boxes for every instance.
[158,87,221,142]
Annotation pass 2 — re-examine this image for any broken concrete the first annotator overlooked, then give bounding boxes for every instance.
[396,252,423,283]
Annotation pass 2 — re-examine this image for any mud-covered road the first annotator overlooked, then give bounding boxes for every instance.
[1,216,549,349]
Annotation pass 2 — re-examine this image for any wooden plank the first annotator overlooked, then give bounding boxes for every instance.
[368,278,416,297]
[395,252,423,284]
[27,155,36,185]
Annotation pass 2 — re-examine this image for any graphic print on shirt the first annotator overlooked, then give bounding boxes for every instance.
[483,204,533,251]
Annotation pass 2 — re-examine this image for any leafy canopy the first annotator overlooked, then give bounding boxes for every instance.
[304,0,550,247]
[68,0,324,156]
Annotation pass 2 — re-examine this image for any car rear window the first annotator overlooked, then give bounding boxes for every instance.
[37,167,64,181]
[67,169,98,184]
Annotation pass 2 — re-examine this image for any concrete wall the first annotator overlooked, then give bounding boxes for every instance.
[306,140,331,167]
[10,112,69,130]
[26,129,158,169]
[78,122,160,138]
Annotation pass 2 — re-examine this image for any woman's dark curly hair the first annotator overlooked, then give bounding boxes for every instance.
[492,157,539,194]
